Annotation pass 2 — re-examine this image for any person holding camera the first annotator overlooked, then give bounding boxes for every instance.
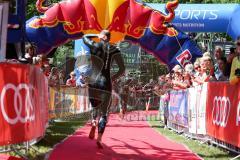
[230,37,240,85]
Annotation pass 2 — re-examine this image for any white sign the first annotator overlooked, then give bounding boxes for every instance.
[188,83,207,135]
[0,2,9,61]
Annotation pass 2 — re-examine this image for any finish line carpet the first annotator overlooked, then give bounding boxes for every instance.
[48,111,201,160]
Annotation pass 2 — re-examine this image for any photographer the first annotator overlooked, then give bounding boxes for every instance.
[230,37,240,85]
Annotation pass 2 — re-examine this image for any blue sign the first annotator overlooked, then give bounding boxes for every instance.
[74,39,92,86]
[74,39,91,58]
[147,3,240,40]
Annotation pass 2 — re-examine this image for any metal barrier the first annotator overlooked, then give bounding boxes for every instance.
[158,82,240,155]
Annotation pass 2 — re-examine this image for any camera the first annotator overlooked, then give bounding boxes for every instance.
[235,68,240,77]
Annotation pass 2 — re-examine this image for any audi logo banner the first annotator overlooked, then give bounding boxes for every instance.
[206,82,240,147]
[0,63,49,146]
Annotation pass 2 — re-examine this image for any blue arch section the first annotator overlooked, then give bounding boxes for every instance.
[147,3,240,40]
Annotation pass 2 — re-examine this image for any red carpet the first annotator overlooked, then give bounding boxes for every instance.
[48,111,201,160]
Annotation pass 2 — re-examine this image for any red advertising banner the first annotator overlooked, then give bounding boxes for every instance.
[206,82,240,147]
[0,63,49,146]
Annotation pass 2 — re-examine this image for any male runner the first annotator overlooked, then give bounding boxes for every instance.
[83,30,125,148]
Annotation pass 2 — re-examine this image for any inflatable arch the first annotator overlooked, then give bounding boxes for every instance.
[26,0,202,68]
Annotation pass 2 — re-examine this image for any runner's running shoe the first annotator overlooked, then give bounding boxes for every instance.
[88,120,97,139]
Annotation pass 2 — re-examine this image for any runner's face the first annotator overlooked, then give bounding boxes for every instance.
[99,34,108,42]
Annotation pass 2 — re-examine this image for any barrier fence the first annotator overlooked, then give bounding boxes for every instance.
[159,82,240,153]
[1,62,240,157]
[0,63,92,158]
[49,86,91,120]
[0,63,49,156]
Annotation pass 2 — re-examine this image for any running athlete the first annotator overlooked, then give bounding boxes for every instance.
[83,30,125,148]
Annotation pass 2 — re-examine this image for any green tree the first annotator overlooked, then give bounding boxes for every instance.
[27,0,59,19]
[26,0,74,63]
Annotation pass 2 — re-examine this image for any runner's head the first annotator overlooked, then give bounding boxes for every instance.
[99,30,111,42]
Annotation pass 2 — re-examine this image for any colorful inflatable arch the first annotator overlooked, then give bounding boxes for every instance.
[26,0,202,68]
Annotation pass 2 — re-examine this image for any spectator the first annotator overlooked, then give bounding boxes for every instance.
[33,54,48,68]
[42,64,51,77]
[165,74,172,86]
[215,57,228,81]
[66,71,76,87]
[230,37,240,85]
[24,43,35,64]
[194,56,216,85]
[185,63,194,74]
[172,64,181,73]
[59,70,65,85]
[48,67,60,87]
[76,74,89,88]
[203,51,211,58]
[162,90,170,129]
[226,47,236,77]
[214,46,224,72]
[143,79,155,111]
[214,46,224,61]
[172,68,185,90]
[193,60,201,77]
[182,71,192,88]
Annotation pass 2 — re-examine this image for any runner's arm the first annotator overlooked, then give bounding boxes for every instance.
[82,34,99,49]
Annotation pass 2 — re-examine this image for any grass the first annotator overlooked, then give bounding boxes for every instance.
[4,113,238,160]
[6,114,89,160]
[149,120,238,160]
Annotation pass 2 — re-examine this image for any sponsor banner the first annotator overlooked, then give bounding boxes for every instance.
[158,96,165,122]
[168,90,188,127]
[49,86,90,119]
[206,82,240,147]
[188,83,207,135]
[148,4,240,40]
[188,87,197,134]
[0,63,49,146]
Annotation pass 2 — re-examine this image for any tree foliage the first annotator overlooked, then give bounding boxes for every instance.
[26,0,74,60]
[27,0,59,19]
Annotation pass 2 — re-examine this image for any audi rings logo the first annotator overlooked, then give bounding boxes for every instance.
[212,96,231,127]
[0,83,35,125]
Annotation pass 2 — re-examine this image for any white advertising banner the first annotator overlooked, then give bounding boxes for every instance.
[196,83,207,135]
[188,87,197,134]
[188,83,207,135]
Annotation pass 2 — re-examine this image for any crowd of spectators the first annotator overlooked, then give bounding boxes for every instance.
[7,43,79,88]
[111,37,240,114]
[153,37,240,96]
[6,37,240,92]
